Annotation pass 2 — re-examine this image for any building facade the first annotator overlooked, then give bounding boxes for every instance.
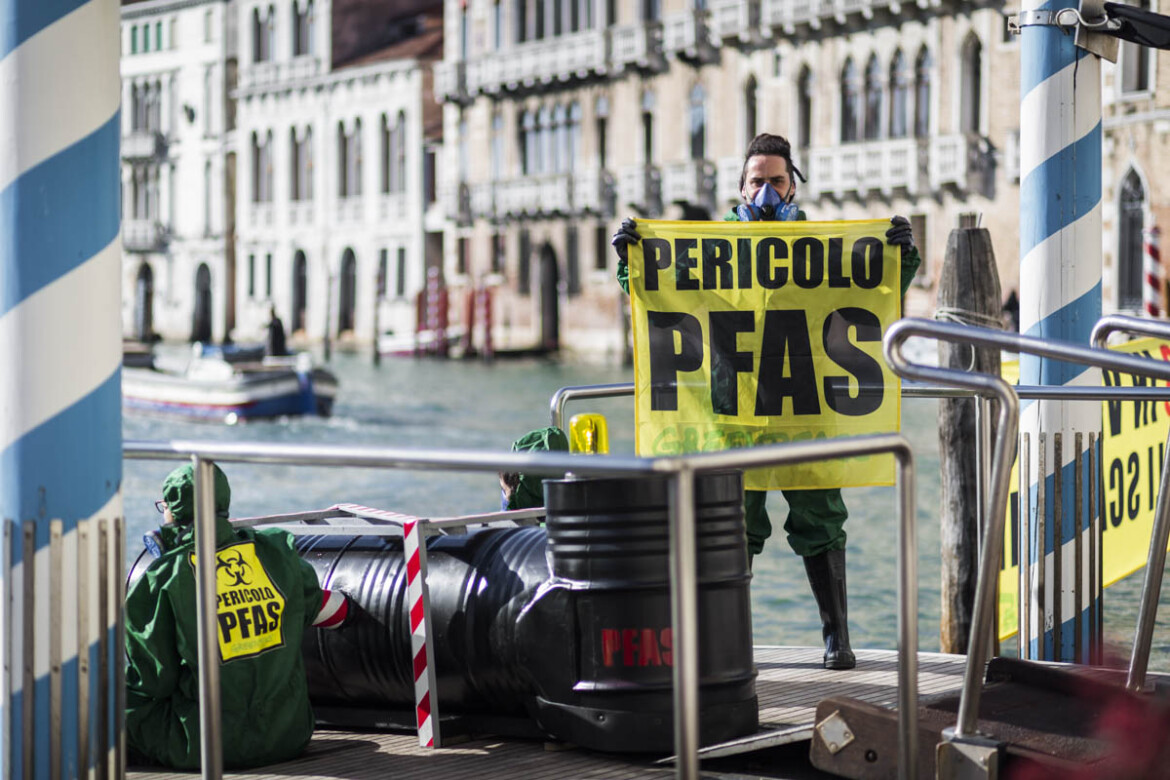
[233,0,444,350]
[1101,1,1168,314]
[434,0,1023,362]
[120,0,238,344]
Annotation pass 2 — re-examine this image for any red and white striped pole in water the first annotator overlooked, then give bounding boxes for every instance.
[1143,226,1161,318]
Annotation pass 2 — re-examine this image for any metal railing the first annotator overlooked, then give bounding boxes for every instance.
[124,431,917,780]
[883,317,1170,747]
[1091,314,1170,692]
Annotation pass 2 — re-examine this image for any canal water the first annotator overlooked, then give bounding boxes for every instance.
[122,348,1170,670]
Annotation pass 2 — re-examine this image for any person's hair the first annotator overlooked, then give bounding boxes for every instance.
[738,133,804,191]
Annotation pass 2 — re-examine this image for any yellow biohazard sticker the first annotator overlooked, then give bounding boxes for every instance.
[190,541,287,661]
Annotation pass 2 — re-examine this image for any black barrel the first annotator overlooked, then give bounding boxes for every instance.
[298,526,550,716]
[522,471,758,751]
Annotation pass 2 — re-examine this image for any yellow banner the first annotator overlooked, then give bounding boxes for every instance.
[997,339,1170,640]
[628,219,902,490]
[1100,336,1170,586]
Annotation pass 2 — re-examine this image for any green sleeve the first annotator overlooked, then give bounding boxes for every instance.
[125,564,181,703]
[899,244,921,299]
[616,256,629,295]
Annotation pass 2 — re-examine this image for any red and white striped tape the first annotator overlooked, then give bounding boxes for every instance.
[403,519,437,747]
[1144,226,1161,318]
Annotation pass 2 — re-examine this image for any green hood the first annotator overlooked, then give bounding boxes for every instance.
[161,463,231,525]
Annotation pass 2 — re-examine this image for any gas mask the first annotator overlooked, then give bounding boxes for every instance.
[735,182,798,222]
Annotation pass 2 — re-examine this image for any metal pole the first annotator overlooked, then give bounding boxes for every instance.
[1018,0,1103,662]
[1126,422,1170,691]
[1,0,124,776]
[668,468,700,780]
[895,449,918,780]
[192,458,223,780]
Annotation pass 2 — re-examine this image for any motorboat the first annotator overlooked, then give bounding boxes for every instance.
[122,344,338,423]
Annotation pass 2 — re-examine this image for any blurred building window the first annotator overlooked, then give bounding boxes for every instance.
[889,49,909,139]
[1120,0,1151,94]
[960,33,982,134]
[840,57,860,143]
[915,47,932,139]
[743,76,757,149]
[689,83,706,160]
[864,54,882,140]
[797,65,812,149]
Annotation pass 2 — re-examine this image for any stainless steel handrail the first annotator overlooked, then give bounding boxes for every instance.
[549,383,1170,430]
[884,317,1170,743]
[1090,314,1170,692]
[125,433,917,780]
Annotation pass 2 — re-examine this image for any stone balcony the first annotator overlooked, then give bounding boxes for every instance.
[288,200,314,227]
[661,159,716,211]
[609,22,667,74]
[467,29,608,95]
[492,174,572,217]
[122,130,167,161]
[433,60,469,104]
[123,219,169,252]
[618,164,662,215]
[662,10,717,63]
[804,135,979,199]
[760,0,901,33]
[378,193,408,222]
[808,138,918,198]
[247,202,275,229]
[239,57,322,91]
[572,167,616,217]
[709,0,761,44]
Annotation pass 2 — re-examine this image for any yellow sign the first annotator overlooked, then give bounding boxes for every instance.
[190,541,288,661]
[1100,337,1170,586]
[627,219,902,490]
[998,339,1170,640]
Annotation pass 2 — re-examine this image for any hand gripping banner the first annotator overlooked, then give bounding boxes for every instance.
[628,219,902,490]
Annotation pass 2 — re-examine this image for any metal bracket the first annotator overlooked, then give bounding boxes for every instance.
[814,710,855,755]
[938,729,1002,780]
[1075,0,1120,63]
[1008,1,1120,62]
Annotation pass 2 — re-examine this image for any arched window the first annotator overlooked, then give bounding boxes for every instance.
[520,110,536,174]
[596,96,609,168]
[567,102,582,172]
[337,121,348,196]
[889,49,910,139]
[864,54,882,141]
[743,76,758,149]
[491,110,504,178]
[538,106,552,174]
[552,104,567,173]
[960,33,982,134]
[641,90,655,163]
[915,47,932,139]
[840,57,861,143]
[1119,170,1146,310]
[689,83,706,160]
[338,249,357,334]
[797,66,813,149]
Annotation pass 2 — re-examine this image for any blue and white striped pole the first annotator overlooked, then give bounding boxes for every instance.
[1,0,125,776]
[1018,2,1103,663]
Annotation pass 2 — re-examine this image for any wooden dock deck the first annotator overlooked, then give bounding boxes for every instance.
[128,646,969,780]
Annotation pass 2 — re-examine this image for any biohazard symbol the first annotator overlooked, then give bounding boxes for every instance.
[216,549,253,588]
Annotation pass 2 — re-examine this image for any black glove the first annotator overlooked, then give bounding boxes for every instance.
[886,216,915,248]
[611,218,641,262]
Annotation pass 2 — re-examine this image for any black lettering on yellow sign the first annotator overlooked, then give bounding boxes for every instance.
[647,308,884,417]
[640,235,885,293]
[190,541,287,661]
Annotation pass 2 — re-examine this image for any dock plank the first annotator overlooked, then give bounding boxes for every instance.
[128,647,968,780]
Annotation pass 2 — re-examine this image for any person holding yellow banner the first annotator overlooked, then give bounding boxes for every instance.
[612,133,921,670]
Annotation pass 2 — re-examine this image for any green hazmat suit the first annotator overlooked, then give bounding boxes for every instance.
[125,464,325,769]
[616,209,920,557]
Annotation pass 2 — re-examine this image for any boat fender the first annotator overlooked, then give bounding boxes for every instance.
[143,530,167,558]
